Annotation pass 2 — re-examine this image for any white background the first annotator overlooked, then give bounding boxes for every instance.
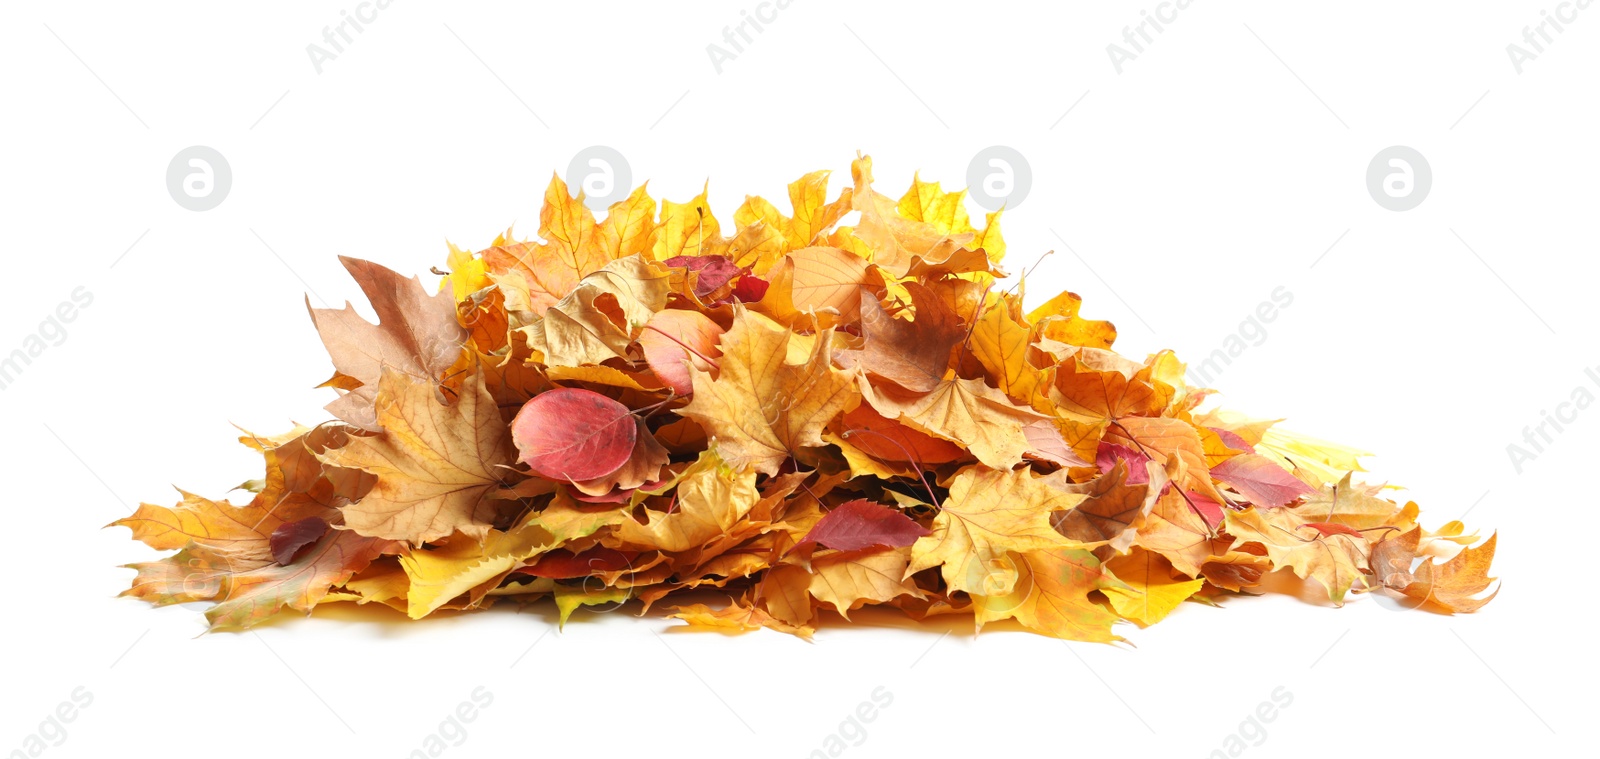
[2,1,1593,756]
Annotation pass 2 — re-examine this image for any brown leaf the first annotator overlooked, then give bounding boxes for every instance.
[307,256,466,430]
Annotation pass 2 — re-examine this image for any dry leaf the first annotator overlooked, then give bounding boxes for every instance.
[114,156,1496,638]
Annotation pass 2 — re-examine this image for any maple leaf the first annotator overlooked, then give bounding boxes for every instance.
[1049,460,1161,549]
[968,292,1044,404]
[319,363,515,544]
[847,155,977,277]
[614,449,759,552]
[907,465,1083,596]
[1297,472,1407,529]
[205,528,390,631]
[1225,506,1370,605]
[836,282,962,394]
[400,499,621,619]
[1102,416,1224,503]
[308,256,467,430]
[679,308,858,476]
[970,547,1123,642]
[668,602,815,639]
[1375,530,1499,613]
[521,254,670,367]
[1027,291,1117,350]
[1049,348,1174,422]
[481,175,644,315]
[117,155,1498,638]
[808,547,926,620]
[1135,487,1229,577]
[1102,548,1205,627]
[859,376,1052,470]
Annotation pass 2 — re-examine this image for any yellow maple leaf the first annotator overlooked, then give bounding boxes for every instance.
[970,546,1123,642]
[319,363,515,544]
[678,308,858,476]
[907,465,1083,595]
[1225,506,1369,605]
[1102,548,1204,627]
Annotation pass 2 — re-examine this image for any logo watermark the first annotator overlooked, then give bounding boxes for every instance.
[166,146,231,211]
[305,0,399,74]
[565,146,632,211]
[1204,686,1293,758]
[405,686,493,759]
[1506,363,1599,473]
[1,287,94,392]
[966,146,1031,211]
[1506,2,1593,74]
[8,687,93,757]
[1185,286,1293,387]
[1365,146,1430,212]
[1106,0,1203,74]
[805,686,893,758]
[705,0,800,74]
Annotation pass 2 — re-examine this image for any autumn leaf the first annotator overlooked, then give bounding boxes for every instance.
[859,376,1053,470]
[808,547,926,620]
[970,547,1123,642]
[1380,532,1499,613]
[116,155,1497,637]
[521,254,670,367]
[968,292,1043,404]
[1211,453,1316,508]
[308,256,467,430]
[320,363,515,544]
[1225,506,1369,605]
[834,282,961,394]
[799,499,930,552]
[639,308,724,395]
[668,602,814,639]
[205,528,389,631]
[614,449,758,552]
[481,175,640,315]
[1102,548,1204,627]
[510,387,637,481]
[679,308,858,476]
[907,465,1082,596]
[400,499,620,619]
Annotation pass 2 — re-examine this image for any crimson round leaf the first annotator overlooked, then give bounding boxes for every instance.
[511,388,637,481]
[800,499,930,552]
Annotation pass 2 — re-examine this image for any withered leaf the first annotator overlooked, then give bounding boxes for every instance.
[116,155,1496,638]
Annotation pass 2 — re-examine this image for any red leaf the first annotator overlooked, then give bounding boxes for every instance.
[518,547,639,579]
[1303,522,1364,538]
[511,388,637,481]
[800,499,930,551]
[664,255,740,297]
[1096,443,1151,485]
[1207,427,1256,454]
[730,274,769,303]
[269,516,329,565]
[1211,453,1315,508]
[1187,491,1225,530]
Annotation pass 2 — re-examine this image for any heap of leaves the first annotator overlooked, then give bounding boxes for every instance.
[113,156,1497,640]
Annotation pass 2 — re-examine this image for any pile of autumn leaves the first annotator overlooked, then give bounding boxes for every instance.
[113,156,1497,640]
